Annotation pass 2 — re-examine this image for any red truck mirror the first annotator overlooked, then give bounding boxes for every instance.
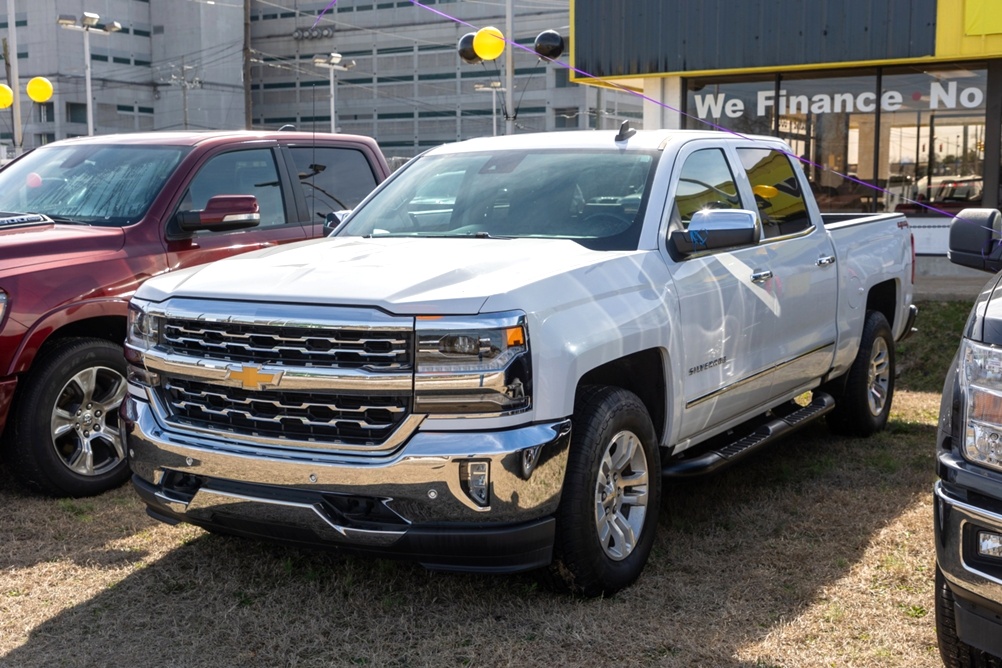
[175,194,261,233]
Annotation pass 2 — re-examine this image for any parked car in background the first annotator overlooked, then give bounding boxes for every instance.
[0,130,390,497]
[934,207,1002,667]
[895,177,983,216]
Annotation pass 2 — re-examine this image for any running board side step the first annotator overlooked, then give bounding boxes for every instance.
[661,392,835,478]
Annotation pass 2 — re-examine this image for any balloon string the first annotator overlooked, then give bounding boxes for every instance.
[310,0,998,242]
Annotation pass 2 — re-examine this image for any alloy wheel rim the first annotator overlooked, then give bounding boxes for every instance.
[866,337,890,417]
[50,365,128,477]
[593,429,650,561]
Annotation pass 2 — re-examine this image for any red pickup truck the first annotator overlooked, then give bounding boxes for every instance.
[0,130,390,497]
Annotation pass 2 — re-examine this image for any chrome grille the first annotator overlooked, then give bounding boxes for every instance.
[161,320,411,369]
[160,378,410,446]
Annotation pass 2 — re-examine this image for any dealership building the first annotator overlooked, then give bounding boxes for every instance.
[571,0,1002,247]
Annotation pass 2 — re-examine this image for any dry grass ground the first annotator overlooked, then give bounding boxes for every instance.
[0,300,969,667]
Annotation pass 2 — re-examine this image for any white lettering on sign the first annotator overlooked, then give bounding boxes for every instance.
[697,81,983,118]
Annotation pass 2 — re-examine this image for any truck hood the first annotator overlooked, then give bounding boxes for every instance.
[0,220,126,272]
[137,236,635,314]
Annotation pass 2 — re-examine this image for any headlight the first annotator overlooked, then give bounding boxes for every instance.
[960,338,1002,472]
[415,311,531,416]
[127,299,161,349]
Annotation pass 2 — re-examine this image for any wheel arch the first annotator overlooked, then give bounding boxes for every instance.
[576,348,667,444]
[864,279,898,332]
[8,300,129,377]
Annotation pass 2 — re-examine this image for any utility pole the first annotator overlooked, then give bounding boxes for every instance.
[168,55,201,130]
[504,0,513,135]
[243,0,252,129]
[6,0,21,153]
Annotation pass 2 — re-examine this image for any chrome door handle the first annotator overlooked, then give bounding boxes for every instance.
[816,255,836,267]
[751,269,773,283]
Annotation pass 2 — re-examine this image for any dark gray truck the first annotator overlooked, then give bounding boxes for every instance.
[935,208,1002,667]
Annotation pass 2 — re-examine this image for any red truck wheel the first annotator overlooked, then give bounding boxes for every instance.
[548,385,661,597]
[5,338,130,497]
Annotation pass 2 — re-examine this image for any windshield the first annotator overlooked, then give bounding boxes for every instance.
[0,144,189,226]
[337,149,658,251]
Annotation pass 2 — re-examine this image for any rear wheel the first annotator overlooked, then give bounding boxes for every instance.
[4,338,129,497]
[548,385,661,597]
[826,310,895,436]
[936,565,1002,668]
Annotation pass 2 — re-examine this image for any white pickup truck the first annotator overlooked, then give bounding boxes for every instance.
[124,127,916,596]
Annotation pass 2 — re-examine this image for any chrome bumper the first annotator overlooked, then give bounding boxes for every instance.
[934,478,1002,657]
[126,395,570,571]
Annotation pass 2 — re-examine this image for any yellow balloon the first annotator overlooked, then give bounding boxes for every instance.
[473,26,505,61]
[26,77,53,103]
[0,84,12,109]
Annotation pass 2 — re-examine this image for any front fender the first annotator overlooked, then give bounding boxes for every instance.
[7,298,129,376]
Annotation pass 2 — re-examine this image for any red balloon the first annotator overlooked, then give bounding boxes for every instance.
[26,172,42,188]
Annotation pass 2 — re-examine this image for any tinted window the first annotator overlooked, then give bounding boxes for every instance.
[737,148,812,237]
[290,147,380,222]
[337,149,657,251]
[673,149,740,224]
[183,148,287,228]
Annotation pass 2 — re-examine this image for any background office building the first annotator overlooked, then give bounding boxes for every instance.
[2,0,639,159]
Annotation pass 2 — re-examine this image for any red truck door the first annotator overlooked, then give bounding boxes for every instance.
[166,146,311,270]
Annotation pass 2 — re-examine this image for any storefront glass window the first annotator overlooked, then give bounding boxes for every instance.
[685,63,988,216]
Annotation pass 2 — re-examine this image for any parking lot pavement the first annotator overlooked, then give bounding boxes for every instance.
[913,255,995,301]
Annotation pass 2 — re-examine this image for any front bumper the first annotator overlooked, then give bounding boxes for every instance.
[125,395,571,572]
[934,471,1002,658]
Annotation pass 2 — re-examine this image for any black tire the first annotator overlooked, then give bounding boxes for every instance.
[936,565,1002,668]
[826,310,895,437]
[548,385,661,597]
[4,338,130,497]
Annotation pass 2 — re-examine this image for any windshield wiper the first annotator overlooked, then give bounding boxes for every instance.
[45,215,91,225]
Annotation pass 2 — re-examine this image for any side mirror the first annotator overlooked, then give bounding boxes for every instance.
[670,208,760,256]
[175,195,261,233]
[323,209,351,235]
[948,208,1002,273]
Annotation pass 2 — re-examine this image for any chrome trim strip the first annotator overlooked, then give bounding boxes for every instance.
[686,342,836,409]
[935,483,1002,588]
[145,297,414,332]
[140,350,414,392]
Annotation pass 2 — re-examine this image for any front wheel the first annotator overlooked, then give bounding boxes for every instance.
[826,310,895,437]
[548,385,661,597]
[4,338,130,497]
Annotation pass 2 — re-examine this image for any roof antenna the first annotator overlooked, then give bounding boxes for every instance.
[615,120,636,142]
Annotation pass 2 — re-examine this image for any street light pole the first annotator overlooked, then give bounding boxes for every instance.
[475,82,505,136]
[327,65,335,133]
[57,12,121,137]
[83,26,93,135]
[313,53,353,133]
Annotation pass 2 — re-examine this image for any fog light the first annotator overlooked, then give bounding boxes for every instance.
[978,531,1002,559]
[460,461,490,508]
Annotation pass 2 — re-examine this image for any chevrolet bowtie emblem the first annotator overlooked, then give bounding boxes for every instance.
[226,365,282,390]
